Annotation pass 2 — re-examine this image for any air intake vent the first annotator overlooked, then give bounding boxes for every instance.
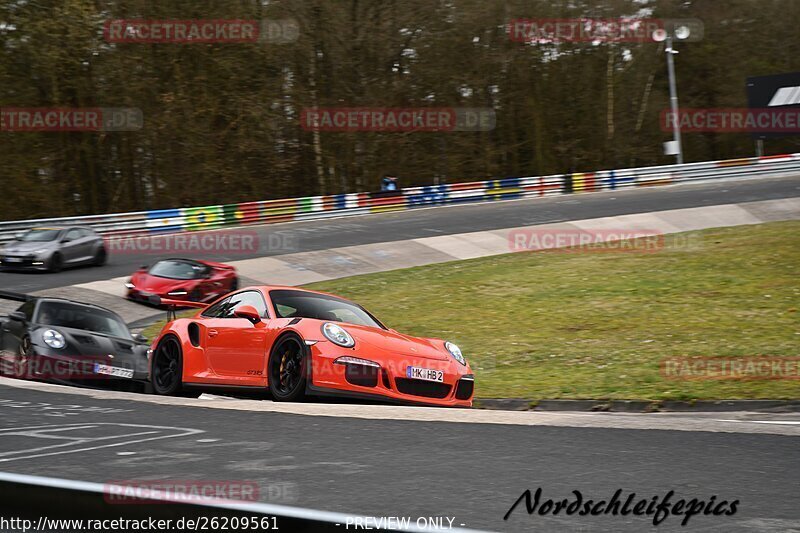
[455,377,474,400]
[395,378,451,399]
[343,363,379,388]
[73,335,97,346]
[113,341,133,353]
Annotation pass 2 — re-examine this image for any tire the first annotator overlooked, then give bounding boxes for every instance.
[267,333,308,402]
[93,246,107,266]
[189,288,203,302]
[230,277,239,291]
[150,336,185,396]
[48,253,63,273]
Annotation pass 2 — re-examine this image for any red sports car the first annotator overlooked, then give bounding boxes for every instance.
[126,258,238,304]
[147,286,474,407]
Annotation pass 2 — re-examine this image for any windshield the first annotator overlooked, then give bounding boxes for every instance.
[270,290,385,329]
[148,260,205,280]
[18,228,61,242]
[36,301,131,339]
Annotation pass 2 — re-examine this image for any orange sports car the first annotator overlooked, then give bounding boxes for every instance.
[147,286,474,407]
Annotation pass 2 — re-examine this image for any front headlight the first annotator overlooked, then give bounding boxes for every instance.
[322,322,355,348]
[43,329,66,349]
[34,249,50,255]
[125,280,135,289]
[445,341,466,365]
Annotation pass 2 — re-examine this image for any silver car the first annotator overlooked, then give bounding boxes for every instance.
[0,226,107,272]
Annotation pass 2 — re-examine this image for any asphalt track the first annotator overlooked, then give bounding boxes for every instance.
[1,175,799,532]
[1,174,798,294]
[0,379,798,532]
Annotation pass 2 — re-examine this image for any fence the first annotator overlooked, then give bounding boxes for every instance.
[1,153,798,243]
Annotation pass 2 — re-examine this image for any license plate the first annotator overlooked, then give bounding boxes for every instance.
[93,363,134,379]
[406,366,444,382]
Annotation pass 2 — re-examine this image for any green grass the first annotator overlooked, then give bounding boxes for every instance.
[305,221,800,400]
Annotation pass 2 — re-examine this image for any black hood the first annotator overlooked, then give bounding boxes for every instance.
[31,325,148,360]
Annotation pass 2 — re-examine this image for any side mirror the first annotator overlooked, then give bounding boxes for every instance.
[234,305,261,324]
[139,265,148,270]
[9,311,26,322]
[61,237,72,243]
[13,233,23,241]
[133,333,148,344]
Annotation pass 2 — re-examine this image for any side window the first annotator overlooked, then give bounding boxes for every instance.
[201,296,232,318]
[223,291,269,319]
[65,229,81,241]
[18,300,35,321]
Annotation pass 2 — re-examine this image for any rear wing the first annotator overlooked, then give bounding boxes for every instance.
[0,290,32,303]
[146,295,208,322]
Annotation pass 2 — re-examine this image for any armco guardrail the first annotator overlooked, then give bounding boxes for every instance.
[1,153,798,243]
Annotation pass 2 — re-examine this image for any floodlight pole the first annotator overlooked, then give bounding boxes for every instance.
[665,35,683,164]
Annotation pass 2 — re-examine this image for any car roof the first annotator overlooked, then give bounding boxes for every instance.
[247,285,356,301]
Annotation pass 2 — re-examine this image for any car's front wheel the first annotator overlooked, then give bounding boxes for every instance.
[267,333,308,402]
[48,253,63,273]
[93,246,107,266]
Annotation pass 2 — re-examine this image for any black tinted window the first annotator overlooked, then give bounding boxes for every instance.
[149,260,205,280]
[18,229,60,242]
[225,291,268,318]
[205,291,268,319]
[201,296,231,318]
[269,290,384,328]
[36,301,130,338]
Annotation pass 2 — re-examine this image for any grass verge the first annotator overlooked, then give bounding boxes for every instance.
[306,221,800,400]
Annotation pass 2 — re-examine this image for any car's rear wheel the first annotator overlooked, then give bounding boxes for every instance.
[48,253,63,273]
[268,333,308,402]
[151,336,185,395]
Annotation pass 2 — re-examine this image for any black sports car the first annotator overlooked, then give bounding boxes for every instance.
[0,292,150,389]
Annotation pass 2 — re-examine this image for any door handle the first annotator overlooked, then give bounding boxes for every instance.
[208,329,219,337]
